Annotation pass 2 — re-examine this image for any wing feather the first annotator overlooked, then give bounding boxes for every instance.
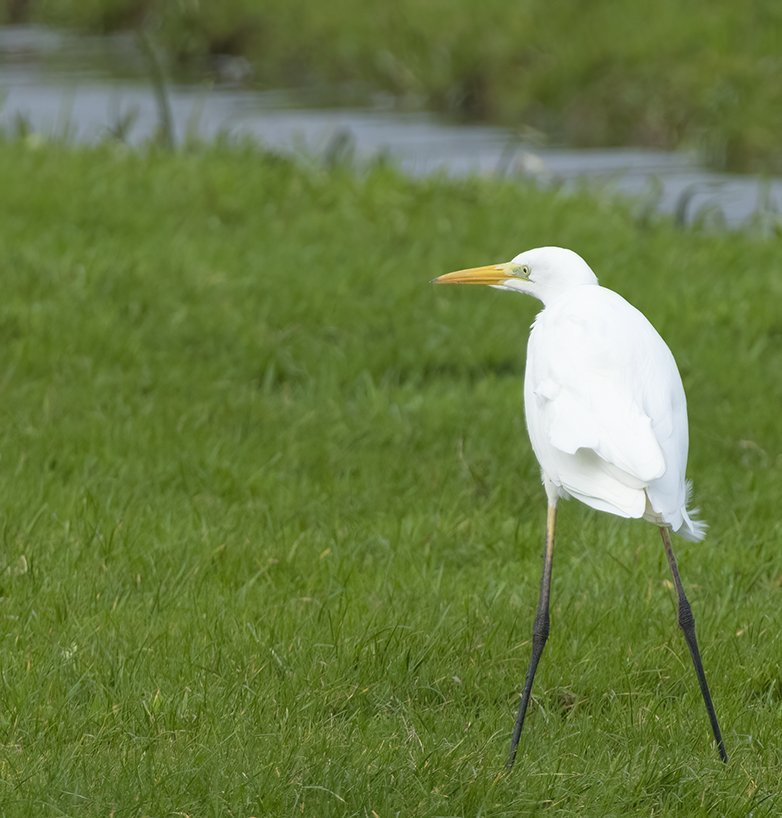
[524,286,689,523]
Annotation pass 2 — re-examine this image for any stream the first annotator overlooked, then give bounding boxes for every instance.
[2,24,781,229]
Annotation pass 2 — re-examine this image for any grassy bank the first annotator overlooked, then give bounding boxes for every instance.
[0,137,781,815]
[10,0,782,171]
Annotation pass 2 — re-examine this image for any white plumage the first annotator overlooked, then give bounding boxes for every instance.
[435,245,704,541]
[518,251,704,541]
[433,245,726,766]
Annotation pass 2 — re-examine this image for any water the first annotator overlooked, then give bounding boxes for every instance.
[2,24,781,228]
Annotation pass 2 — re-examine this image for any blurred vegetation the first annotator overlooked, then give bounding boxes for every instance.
[4,0,782,172]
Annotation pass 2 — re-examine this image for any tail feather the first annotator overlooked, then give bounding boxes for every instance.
[675,480,707,542]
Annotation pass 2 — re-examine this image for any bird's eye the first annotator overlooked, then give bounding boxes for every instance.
[510,264,531,278]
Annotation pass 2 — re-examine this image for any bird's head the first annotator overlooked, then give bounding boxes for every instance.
[432,246,598,305]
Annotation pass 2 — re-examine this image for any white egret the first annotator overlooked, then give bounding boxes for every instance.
[432,246,727,768]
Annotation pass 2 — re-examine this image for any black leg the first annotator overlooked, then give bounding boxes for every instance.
[507,503,557,770]
[659,526,728,763]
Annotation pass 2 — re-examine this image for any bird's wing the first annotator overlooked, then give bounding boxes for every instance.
[524,288,685,515]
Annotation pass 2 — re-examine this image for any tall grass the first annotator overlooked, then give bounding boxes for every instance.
[0,137,780,815]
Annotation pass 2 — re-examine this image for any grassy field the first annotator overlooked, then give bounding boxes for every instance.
[11,0,782,171]
[0,136,781,815]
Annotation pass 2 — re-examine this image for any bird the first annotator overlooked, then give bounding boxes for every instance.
[431,246,727,769]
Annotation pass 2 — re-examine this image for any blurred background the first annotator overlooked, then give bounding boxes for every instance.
[2,0,782,223]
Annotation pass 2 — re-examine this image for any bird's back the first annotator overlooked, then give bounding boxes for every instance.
[524,285,704,541]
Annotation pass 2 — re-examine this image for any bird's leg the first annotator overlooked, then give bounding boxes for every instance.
[659,525,728,763]
[507,502,557,771]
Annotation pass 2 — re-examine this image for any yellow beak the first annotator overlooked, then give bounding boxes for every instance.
[430,261,519,285]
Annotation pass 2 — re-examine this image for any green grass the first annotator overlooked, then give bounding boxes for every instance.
[12,0,782,171]
[0,136,781,815]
